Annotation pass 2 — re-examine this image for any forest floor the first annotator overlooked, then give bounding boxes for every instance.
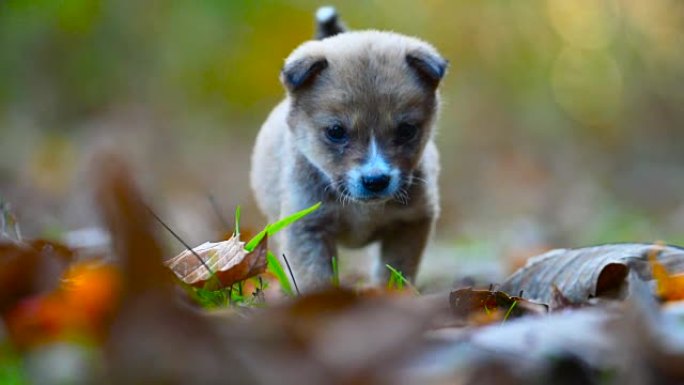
[1,155,684,385]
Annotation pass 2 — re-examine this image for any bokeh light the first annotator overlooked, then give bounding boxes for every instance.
[0,0,682,265]
[547,0,620,49]
[551,47,623,129]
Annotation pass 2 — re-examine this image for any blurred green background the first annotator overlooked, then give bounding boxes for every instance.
[1,0,683,277]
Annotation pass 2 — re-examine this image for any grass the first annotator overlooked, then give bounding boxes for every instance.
[281,254,300,295]
[502,300,518,324]
[267,252,294,296]
[233,205,241,236]
[245,202,321,251]
[484,302,492,316]
[385,264,419,295]
[187,203,436,307]
[194,285,229,308]
[193,202,321,307]
[0,343,26,385]
[331,256,340,287]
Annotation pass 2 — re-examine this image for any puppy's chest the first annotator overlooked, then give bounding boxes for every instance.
[333,204,417,247]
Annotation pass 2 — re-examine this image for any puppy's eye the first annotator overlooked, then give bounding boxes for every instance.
[325,124,348,144]
[396,123,418,143]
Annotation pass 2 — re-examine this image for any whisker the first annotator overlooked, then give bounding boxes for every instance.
[321,177,361,207]
[342,185,357,206]
[324,180,336,194]
[393,187,410,205]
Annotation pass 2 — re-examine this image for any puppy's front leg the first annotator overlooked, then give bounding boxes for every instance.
[377,217,433,285]
[281,213,337,291]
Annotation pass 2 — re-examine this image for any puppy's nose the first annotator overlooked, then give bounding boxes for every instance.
[361,174,390,192]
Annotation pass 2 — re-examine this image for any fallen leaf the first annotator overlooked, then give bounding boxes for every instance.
[0,239,73,314]
[549,284,581,310]
[4,261,121,349]
[61,262,121,331]
[94,155,175,297]
[501,243,684,307]
[237,287,437,384]
[164,234,268,288]
[650,250,684,302]
[449,288,547,325]
[28,239,75,263]
[464,307,617,378]
[415,306,621,385]
[93,154,255,384]
[4,295,67,348]
[0,242,43,313]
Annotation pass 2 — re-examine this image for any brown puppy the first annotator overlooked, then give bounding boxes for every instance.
[250,8,447,290]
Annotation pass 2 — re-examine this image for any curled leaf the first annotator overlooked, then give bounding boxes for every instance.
[501,243,684,307]
[165,234,268,288]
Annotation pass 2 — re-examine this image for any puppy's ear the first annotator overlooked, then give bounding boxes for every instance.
[406,51,448,89]
[281,56,328,92]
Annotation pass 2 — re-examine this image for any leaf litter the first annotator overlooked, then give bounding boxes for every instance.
[2,155,684,384]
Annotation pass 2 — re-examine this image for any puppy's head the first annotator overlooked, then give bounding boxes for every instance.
[281,31,447,202]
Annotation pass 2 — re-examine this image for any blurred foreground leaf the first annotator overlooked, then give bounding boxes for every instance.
[93,153,255,384]
[4,261,120,349]
[0,239,73,314]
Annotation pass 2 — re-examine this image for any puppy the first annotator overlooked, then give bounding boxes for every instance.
[250,7,447,290]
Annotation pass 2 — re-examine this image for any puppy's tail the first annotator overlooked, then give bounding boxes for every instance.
[315,6,346,40]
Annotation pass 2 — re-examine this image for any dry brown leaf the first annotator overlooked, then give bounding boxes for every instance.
[164,234,268,288]
[94,154,176,297]
[501,243,684,307]
[0,239,74,314]
[4,261,121,349]
[549,284,581,310]
[241,287,437,384]
[28,239,75,263]
[93,154,255,384]
[449,288,547,325]
[0,242,45,314]
[650,253,684,302]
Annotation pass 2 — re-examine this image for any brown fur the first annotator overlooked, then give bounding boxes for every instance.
[250,30,446,290]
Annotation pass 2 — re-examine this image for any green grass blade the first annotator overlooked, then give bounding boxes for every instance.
[502,300,518,324]
[386,273,396,290]
[267,202,321,235]
[331,256,339,287]
[194,286,228,308]
[229,281,245,304]
[234,205,241,235]
[245,202,321,251]
[244,229,267,252]
[385,264,419,294]
[267,251,294,296]
[386,264,405,289]
[0,343,26,385]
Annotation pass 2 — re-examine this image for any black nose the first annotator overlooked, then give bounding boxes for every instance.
[361,174,391,192]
